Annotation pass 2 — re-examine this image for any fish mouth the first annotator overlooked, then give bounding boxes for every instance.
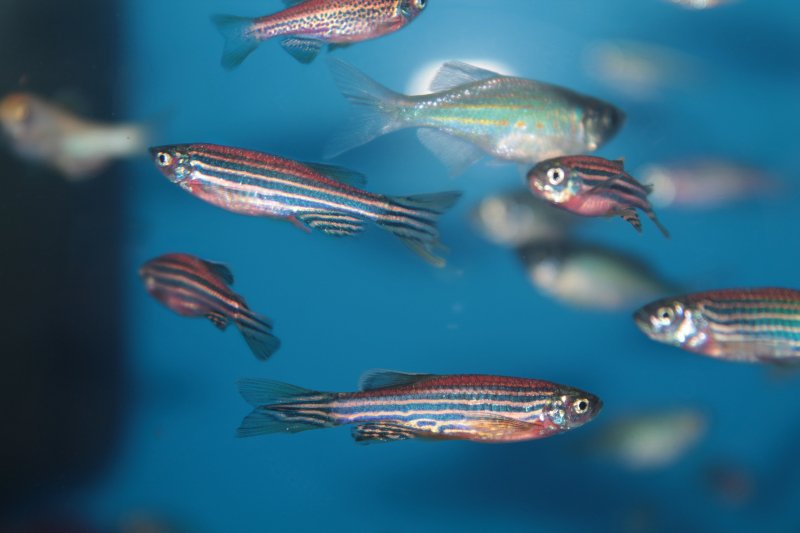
[632,308,655,336]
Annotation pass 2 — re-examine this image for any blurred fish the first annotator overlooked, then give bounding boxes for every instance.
[237,370,602,444]
[0,92,148,180]
[585,409,706,470]
[663,0,734,9]
[149,143,461,267]
[471,189,576,247]
[517,240,676,310]
[527,155,670,237]
[641,159,781,210]
[212,0,426,69]
[326,60,625,175]
[634,288,800,363]
[704,463,755,507]
[583,40,700,100]
[140,253,280,361]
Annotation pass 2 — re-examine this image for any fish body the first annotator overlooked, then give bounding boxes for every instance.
[327,60,625,175]
[148,143,461,267]
[634,288,800,363]
[527,155,669,237]
[237,370,602,444]
[0,92,148,179]
[139,253,280,361]
[212,0,426,69]
[517,240,676,310]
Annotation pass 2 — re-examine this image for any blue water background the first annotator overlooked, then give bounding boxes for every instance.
[75,0,800,531]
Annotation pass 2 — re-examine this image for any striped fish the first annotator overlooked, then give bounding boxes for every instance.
[211,0,427,69]
[236,370,602,444]
[325,60,625,175]
[634,288,800,363]
[149,143,461,267]
[527,155,670,237]
[139,253,280,361]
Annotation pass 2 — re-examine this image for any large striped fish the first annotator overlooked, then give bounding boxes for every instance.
[326,60,625,175]
[212,0,427,69]
[236,370,602,444]
[139,253,280,361]
[634,288,800,363]
[527,155,669,237]
[148,143,461,267]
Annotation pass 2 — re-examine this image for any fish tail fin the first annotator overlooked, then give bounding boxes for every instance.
[236,379,336,437]
[647,210,671,239]
[379,191,463,267]
[235,307,281,361]
[211,15,259,70]
[325,59,408,158]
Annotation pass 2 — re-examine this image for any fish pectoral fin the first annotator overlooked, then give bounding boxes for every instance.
[280,37,323,64]
[295,211,366,236]
[301,162,367,187]
[617,208,643,233]
[207,312,230,330]
[351,422,421,445]
[467,415,543,440]
[416,128,484,176]
[429,61,501,92]
[358,370,437,391]
[201,259,235,285]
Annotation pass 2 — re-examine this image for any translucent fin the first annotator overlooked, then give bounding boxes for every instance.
[417,128,485,176]
[211,15,259,70]
[237,378,319,406]
[352,422,420,444]
[618,208,643,233]
[280,37,323,64]
[645,209,671,239]
[207,312,230,331]
[358,370,436,391]
[325,59,406,158]
[237,310,281,361]
[301,162,367,187]
[201,259,234,285]
[718,341,798,364]
[237,409,332,437]
[429,61,501,92]
[296,212,366,237]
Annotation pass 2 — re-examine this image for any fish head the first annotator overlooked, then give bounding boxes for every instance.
[138,258,164,298]
[149,145,192,185]
[0,93,42,148]
[398,0,427,19]
[526,158,583,205]
[582,103,625,151]
[634,297,710,353]
[542,389,603,431]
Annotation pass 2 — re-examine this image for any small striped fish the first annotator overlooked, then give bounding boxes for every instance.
[212,0,427,69]
[140,253,280,361]
[236,370,602,444]
[527,155,669,237]
[149,143,461,267]
[634,288,800,363]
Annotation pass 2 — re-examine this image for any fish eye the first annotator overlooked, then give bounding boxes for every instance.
[547,167,566,186]
[156,152,173,167]
[655,306,676,324]
[573,398,590,415]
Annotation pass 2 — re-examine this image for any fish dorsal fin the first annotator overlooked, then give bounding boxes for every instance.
[359,370,436,391]
[612,158,625,170]
[417,128,484,176]
[201,259,234,285]
[302,162,367,187]
[207,312,230,330]
[351,422,420,444]
[429,61,501,92]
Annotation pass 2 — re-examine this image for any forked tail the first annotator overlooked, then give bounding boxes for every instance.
[211,15,259,70]
[378,191,463,267]
[236,379,337,437]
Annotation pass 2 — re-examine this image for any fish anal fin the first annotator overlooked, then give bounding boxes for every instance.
[280,37,323,64]
[429,61,501,92]
[302,162,367,187]
[359,370,436,391]
[296,211,366,237]
[207,312,230,330]
[201,259,234,285]
[618,208,643,233]
[417,128,484,176]
[352,422,420,444]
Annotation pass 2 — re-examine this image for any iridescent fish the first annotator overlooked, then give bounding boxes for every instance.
[527,155,669,237]
[634,288,800,363]
[140,253,280,361]
[0,92,149,180]
[148,143,461,267]
[236,370,602,444]
[517,240,677,310]
[326,60,625,175]
[212,0,427,69]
